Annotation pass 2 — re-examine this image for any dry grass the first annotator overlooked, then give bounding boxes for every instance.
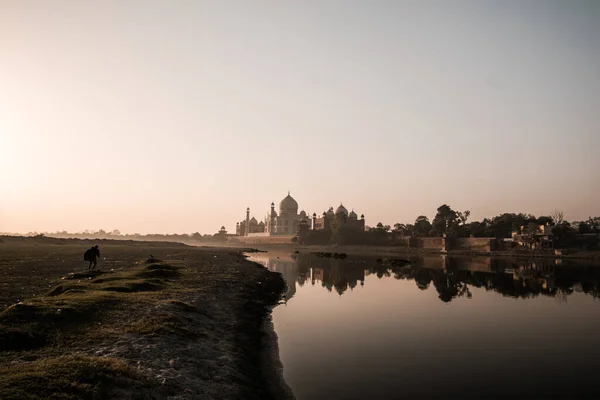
[0,355,159,400]
[0,237,286,399]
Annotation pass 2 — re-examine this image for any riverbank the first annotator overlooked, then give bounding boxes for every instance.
[225,242,600,261]
[0,237,288,399]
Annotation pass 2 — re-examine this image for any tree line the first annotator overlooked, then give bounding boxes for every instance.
[297,204,599,249]
[294,252,600,302]
[14,229,229,243]
[378,204,598,239]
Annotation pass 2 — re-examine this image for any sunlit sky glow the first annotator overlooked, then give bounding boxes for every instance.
[1,0,598,234]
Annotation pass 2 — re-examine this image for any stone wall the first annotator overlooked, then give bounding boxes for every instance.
[230,234,501,251]
[393,237,411,247]
[230,235,295,245]
[409,237,444,250]
[408,237,498,252]
[450,238,496,252]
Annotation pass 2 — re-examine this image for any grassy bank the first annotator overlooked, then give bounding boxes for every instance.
[0,237,286,399]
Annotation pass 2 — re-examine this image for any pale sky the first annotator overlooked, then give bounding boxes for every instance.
[1,0,599,234]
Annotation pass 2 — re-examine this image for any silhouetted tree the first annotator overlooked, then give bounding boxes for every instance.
[414,215,432,237]
[432,204,460,236]
[552,222,577,248]
[457,210,471,226]
[486,213,537,239]
[550,210,565,225]
[467,220,488,237]
[393,223,413,236]
[536,215,554,226]
[373,222,390,232]
[393,223,406,232]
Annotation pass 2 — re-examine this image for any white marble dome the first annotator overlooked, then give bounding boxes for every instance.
[335,204,348,216]
[279,193,299,215]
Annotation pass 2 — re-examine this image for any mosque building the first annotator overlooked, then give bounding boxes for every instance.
[236,193,365,236]
[312,204,365,232]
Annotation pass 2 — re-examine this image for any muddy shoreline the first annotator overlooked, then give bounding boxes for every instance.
[260,314,296,400]
[243,254,296,400]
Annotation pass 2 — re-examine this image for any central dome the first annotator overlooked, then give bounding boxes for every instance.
[335,204,348,216]
[279,192,298,215]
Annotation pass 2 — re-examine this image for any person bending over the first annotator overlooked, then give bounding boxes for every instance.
[84,245,100,269]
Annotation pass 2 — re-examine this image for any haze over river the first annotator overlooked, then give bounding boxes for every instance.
[248,252,600,400]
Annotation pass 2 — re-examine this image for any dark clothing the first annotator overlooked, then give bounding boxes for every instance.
[84,247,100,269]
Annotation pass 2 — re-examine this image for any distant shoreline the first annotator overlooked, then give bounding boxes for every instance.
[4,234,598,261]
[231,242,600,261]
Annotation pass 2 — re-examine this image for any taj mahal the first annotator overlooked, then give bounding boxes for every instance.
[236,192,365,236]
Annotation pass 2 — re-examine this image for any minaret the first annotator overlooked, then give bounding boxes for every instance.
[312,213,317,230]
[270,202,276,234]
[246,207,250,236]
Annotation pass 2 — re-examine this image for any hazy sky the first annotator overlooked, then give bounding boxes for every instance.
[1,0,599,234]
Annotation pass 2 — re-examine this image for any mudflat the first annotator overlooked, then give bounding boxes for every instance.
[0,236,285,399]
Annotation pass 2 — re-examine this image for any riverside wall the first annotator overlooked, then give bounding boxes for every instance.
[230,234,500,252]
[230,235,296,245]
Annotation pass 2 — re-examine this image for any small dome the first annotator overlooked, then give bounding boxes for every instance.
[349,210,357,219]
[299,210,307,218]
[361,214,365,219]
[279,192,299,215]
[221,226,226,230]
[335,204,348,216]
[313,213,317,217]
[326,207,334,217]
[250,217,257,224]
[258,221,265,226]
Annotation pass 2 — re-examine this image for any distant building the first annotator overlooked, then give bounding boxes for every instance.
[235,193,366,236]
[312,204,365,232]
[511,223,555,249]
[236,192,308,236]
[235,214,266,236]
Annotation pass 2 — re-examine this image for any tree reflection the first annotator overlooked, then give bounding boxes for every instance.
[258,253,600,304]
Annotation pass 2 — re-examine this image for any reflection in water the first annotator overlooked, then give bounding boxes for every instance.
[252,252,600,304]
[249,252,600,400]
[249,254,312,302]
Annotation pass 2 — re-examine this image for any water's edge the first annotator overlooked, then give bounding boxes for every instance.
[244,252,295,400]
[261,310,296,400]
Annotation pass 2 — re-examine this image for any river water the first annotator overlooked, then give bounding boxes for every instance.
[248,252,600,400]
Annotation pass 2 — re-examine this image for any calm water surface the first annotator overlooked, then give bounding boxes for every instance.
[248,252,600,400]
